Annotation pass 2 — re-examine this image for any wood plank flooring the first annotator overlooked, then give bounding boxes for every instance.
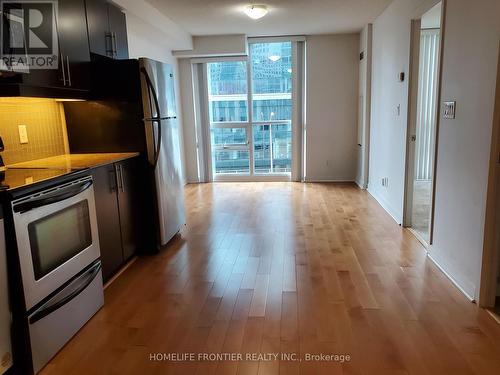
[41,182,500,375]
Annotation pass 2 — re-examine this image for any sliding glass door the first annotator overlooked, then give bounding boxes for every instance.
[206,41,294,180]
[207,60,251,175]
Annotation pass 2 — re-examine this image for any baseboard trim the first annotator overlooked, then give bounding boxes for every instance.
[407,227,429,248]
[367,186,402,225]
[486,309,500,325]
[304,179,355,183]
[426,251,476,302]
[355,180,368,189]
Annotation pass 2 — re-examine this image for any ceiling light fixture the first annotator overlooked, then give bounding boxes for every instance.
[268,55,281,62]
[244,4,268,20]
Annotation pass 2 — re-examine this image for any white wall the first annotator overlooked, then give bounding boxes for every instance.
[114,0,192,50]
[306,34,359,182]
[368,0,439,222]
[173,35,248,58]
[125,13,188,183]
[368,0,500,299]
[428,0,500,299]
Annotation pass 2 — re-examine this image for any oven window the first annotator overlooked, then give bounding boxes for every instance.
[28,200,92,280]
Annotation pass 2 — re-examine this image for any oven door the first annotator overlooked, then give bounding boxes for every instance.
[12,176,100,311]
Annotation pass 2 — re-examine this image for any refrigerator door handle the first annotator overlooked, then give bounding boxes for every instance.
[143,116,172,121]
[140,67,163,168]
[151,119,162,168]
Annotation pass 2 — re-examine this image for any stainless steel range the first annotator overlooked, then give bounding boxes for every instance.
[8,174,103,373]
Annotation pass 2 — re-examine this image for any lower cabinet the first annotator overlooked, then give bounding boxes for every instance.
[91,157,151,282]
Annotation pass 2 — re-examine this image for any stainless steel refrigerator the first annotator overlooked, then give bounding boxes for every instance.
[64,57,186,249]
[139,58,185,245]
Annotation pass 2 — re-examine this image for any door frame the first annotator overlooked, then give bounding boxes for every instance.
[478,41,500,308]
[403,0,446,246]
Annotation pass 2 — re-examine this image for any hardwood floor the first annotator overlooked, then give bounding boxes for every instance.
[41,182,500,375]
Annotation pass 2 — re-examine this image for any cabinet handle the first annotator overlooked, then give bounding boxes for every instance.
[108,169,117,192]
[119,165,125,193]
[112,32,118,58]
[66,56,71,86]
[105,32,113,57]
[60,53,66,85]
[116,165,124,193]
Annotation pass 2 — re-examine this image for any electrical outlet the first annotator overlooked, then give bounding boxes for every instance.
[18,125,28,144]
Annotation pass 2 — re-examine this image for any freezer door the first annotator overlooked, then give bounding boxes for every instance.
[164,64,177,118]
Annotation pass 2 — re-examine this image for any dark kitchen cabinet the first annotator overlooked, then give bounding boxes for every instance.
[0,0,91,94]
[115,158,142,260]
[107,4,129,60]
[57,0,91,89]
[86,0,129,59]
[85,0,110,58]
[91,157,149,282]
[91,163,123,281]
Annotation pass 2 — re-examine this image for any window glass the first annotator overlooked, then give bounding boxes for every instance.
[253,123,292,174]
[251,42,292,121]
[207,61,248,122]
[212,149,250,175]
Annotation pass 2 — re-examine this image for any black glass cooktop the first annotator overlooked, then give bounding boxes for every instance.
[0,167,81,191]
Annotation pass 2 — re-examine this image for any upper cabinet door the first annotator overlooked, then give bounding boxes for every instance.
[58,0,91,89]
[86,0,128,60]
[86,0,112,58]
[107,4,129,60]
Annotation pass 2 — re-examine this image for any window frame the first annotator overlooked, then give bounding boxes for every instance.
[202,38,301,181]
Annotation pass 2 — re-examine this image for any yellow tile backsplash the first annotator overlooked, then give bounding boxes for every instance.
[0,97,69,165]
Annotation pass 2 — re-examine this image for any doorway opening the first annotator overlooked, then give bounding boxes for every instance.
[404,2,443,245]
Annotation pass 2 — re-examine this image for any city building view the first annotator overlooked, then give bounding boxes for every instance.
[208,42,293,175]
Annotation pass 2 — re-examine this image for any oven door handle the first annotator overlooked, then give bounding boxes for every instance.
[14,180,93,213]
[28,260,101,325]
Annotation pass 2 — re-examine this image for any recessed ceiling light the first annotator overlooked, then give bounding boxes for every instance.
[244,5,268,20]
[268,55,281,62]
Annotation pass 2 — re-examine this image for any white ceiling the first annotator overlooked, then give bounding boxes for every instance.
[145,0,393,36]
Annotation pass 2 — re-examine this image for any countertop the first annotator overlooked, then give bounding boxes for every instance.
[7,152,140,170]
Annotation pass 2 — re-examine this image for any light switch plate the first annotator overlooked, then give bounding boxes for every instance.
[18,125,28,144]
[443,101,456,119]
